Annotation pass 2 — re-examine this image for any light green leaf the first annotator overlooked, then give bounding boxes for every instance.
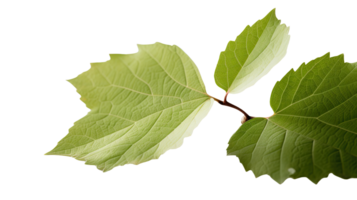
[227,53,357,183]
[214,9,290,94]
[46,43,213,172]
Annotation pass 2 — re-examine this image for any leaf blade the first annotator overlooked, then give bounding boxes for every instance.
[46,43,213,171]
[228,54,357,183]
[214,9,290,94]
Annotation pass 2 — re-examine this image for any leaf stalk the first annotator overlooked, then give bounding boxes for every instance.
[210,93,253,123]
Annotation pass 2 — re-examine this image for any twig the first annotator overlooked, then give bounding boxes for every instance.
[210,93,253,123]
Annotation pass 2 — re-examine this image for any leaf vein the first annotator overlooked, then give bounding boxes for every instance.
[291,56,325,104]
[118,56,153,94]
[312,56,342,94]
[140,48,207,96]
[64,98,209,154]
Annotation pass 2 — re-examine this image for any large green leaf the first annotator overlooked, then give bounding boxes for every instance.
[227,53,357,183]
[214,9,290,94]
[46,43,213,172]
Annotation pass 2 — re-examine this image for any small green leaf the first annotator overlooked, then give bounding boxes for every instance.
[214,9,290,94]
[46,43,213,172]
[227,53,357,183]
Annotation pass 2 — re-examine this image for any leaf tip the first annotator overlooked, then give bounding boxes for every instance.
[42,150,51,156]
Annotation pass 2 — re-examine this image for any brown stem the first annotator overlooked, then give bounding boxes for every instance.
[210,93,253,122]
[223,92,229,104]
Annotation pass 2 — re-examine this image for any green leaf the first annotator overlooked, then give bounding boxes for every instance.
[227,53,357,183]
[46,43,213,172]
[214,9,290,94]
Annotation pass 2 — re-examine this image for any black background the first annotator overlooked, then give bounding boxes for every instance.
[42,6,357,186]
